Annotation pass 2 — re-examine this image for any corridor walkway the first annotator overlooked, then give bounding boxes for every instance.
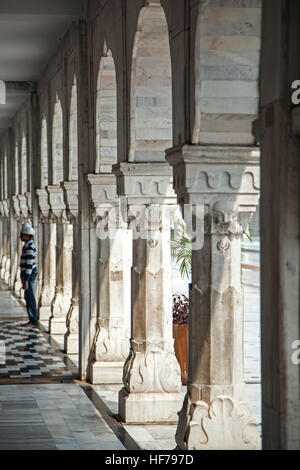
[0,283,131,450]
[0,264,262,451]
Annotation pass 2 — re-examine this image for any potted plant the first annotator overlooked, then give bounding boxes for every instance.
[173,294,189,385]
[171,221,192,279]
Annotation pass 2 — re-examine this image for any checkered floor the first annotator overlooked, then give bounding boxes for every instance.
[0,320,74,380]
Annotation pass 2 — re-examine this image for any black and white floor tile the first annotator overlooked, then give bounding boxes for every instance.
[0,320,74,380]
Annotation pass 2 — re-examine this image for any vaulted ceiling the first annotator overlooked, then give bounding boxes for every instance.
[0,0,83,136]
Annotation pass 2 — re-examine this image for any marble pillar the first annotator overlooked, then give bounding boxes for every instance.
[37,189,56,323]
[87,174,132,384]
[166,145,261,450]
[9,207,18,291]
[47,184,72,335]
[63,181,79,354]
[114,163,183,423]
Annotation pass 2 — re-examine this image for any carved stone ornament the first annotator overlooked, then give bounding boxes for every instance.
[123,338,182,394]
[148,239,158,248]
[46,185,67,223]
[61,181,79,223]
[2,199,10,218]
[113,162,178,205]
[217,237,231,254]
[12,195,21,220]
[212,199,243,236]
[25,192,32,214]
[18,194,29,220]
[176,394,261,450]
[166,145,260,214]
[66,298,79,335]
[93,323,130,363]
[87,173,119,224]
[36,188,50,222]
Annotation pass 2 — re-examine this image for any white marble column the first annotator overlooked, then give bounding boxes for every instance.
[87,174,132,384]
[9,209,19,291]
[0,212,6,280]
[62,181,79,354]
[2,213,11,284]
[47,185,73,334]
[167,145,261,450]
[114,163,183,423]
[50,222,73,335]
[37,189,56,323]
[11,197,22,297]
[0,217,3,277]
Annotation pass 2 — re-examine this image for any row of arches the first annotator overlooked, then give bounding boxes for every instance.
[9,3,174,194]
[0,0,265,449]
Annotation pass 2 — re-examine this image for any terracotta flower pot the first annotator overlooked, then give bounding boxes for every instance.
[173,324,188,385]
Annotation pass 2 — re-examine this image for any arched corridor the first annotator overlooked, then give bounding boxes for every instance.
[0,0,299,451]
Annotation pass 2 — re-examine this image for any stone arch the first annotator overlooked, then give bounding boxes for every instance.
[69,76,78,181]
[40,116,48,187]
[129,1,173,162]
[20,132,27,193]
[95,45,117,173]
[52,95,64,185]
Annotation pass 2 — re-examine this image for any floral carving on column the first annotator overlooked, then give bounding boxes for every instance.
[87,173,132,384]
[167,145,261,449]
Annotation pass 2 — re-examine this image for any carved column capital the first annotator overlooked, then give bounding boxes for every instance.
[25,192,32,216]
[46,185,67,224]
[113,162,177,205]
[18,194,29,221]
[61,181,79,224]
[36,188,50,223]
[87,173,119,225]
[1,199,10,219]
[12,195,22,221]
[166,145,260,215]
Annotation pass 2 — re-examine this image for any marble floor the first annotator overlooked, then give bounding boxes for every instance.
[0,266,262,450]
[0,384,126,450]
[0,283,131,450]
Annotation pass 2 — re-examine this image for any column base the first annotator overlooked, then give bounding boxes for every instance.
[119,387,183,423]
[39,306,52,322]
[176,393,261,450]
[64,333,79,354]
[90,361,124,384]
[49,318,67,335]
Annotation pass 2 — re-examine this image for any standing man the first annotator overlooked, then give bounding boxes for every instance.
[20,222,38,328]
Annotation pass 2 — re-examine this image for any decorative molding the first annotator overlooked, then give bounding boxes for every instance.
[25,192,32,215]
[65,299,79,335]
[166,145,260,213]
[0,199,10,218]
[46,185,67,223]
[123,338,182,394]
[176,394,261,450]
[12,195,21,220]
[61,181,79,223]
[18,194,30,220]
[87,173,119,224]
[93,324,130,363]
[113,162,177,205]
[36,188,50,222]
